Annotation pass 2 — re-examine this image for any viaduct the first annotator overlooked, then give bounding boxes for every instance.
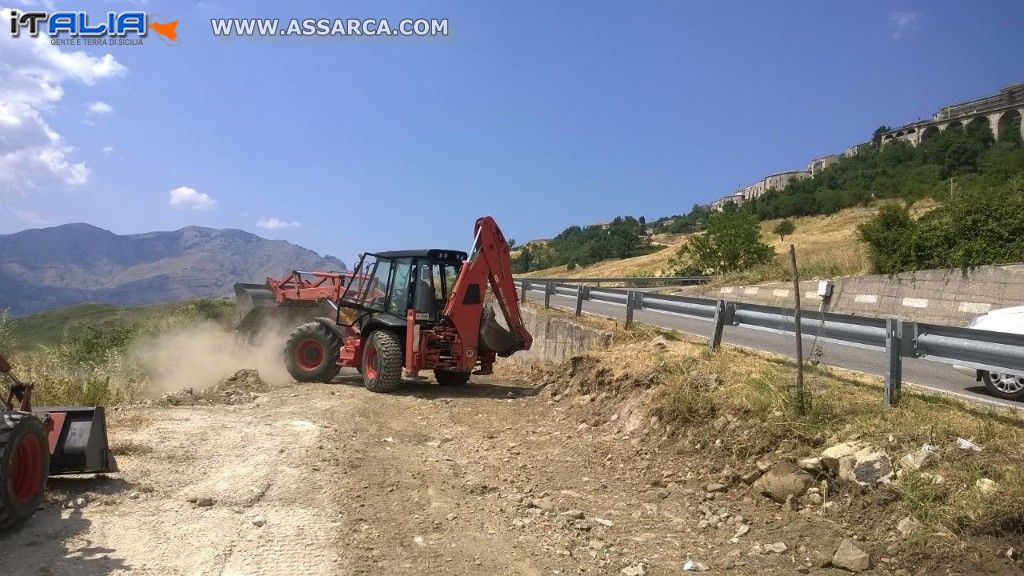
[881,83,1024,145]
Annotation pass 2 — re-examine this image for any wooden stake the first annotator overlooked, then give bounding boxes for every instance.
[789,244,806,414]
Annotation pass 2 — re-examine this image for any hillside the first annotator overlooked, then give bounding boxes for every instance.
[524,200,938,280]
[0,224,345,315]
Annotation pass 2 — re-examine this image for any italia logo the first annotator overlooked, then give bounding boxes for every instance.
[8,10,178,43]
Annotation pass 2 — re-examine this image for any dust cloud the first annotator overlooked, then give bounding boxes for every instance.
[131,321,294,396]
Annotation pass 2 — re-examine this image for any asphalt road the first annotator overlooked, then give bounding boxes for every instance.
[525,289,1023,411]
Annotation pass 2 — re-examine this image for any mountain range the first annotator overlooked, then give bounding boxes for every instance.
[0,223,346,315]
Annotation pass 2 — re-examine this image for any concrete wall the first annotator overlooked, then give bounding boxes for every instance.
[674,264,1024,326]
[510,307,612,364]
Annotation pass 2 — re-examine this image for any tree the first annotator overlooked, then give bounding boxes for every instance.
[507,238,517,250]
[872,125,893,146]
[772,219,795,241]
[675,211,774,275]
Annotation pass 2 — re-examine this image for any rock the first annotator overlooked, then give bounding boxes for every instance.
[682,558,708,571]
[822,442,893,485]
[251,515,265,527]
[561,509,585,520]
[821,441,869,472]
[532,497,555,511]
[621,563,646,576]
[763,542,788,554]
[784,494,798,511]
[594,517,614,527]
[956,437,983,452]
[896,516,920,538]
[805,492,823,506]
[797,457,822,471]
[832,539,871,572]
[706,483,727,493]
[196,497,214,507]
[975,478,998,496]
[588,539,608,550]
[897,444,938,472]
[752,462,813,503]
[740,469,762,484]
[64,496,88,509]
[733,524,750,538]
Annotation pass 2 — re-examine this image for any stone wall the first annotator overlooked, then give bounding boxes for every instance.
[509,307,612,364]
[674,264,1024,326]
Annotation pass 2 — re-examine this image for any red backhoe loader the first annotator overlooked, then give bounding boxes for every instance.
[0,352,117,529]
[235,216,533,391]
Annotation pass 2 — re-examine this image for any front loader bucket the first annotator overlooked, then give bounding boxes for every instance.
[480,307,522,358]
[234,282,279,333]
[36,407,117,476]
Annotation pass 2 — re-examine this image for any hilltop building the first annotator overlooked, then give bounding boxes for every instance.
[707,82,1023,211]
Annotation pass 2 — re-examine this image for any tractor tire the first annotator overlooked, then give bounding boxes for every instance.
[284,322,342,383]
[0,412,49,530]
[361,330,403,393]
[434,369,471,386]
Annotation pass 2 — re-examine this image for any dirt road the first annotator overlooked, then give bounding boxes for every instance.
[0,370,925,575]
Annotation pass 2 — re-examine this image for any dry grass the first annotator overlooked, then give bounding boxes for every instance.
[525,200,940,282]
[531,306,1024,544]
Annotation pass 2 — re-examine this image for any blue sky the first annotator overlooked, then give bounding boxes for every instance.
[1,1,1022,263]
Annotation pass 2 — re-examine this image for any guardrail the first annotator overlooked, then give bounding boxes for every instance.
[516,276,708,287]
[515,279,1024,407]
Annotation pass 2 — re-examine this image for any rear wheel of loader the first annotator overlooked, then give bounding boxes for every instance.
[361,331,402,393]
[434,370,470,386]
[0,413,49,530]
[284,323,342,383]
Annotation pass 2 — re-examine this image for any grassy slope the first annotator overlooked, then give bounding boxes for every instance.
[11,300,231,351]
[525,200,938,280]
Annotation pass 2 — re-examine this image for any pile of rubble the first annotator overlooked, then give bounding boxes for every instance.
[161,369,270,406]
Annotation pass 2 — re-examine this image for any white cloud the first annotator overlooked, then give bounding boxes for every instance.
[102,146,115,154]
[256,217,300,230]
[0,8,126,197]
[889,11,920,39]
[88,101,113,115]
[169,186,217,210]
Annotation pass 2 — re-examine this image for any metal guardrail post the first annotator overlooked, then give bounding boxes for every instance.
[544,282,553,309]
[519,280,528,303]
[625,290,637,329]
[575,285,584,316]
[709,300,726,352]
[885,318,903,407]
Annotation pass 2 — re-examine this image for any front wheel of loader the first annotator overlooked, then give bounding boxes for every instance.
[0,413,49,530]
[434,370,470,386]
[284,323,342,383]
[361,331,403,393]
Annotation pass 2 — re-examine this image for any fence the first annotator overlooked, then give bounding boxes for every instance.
[520,276,708,287]
[514,279,1024,407]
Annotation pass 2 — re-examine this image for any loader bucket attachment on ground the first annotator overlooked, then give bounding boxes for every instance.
[480,307,522,358]
[36,407,118,476]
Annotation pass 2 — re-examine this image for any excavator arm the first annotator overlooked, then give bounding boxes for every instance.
[443,216,533,368]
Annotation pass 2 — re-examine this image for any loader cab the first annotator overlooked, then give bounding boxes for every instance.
[342,249,467,324]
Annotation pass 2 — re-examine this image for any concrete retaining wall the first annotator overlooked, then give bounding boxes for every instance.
[510,307,612,364]
[675,264,1024,326]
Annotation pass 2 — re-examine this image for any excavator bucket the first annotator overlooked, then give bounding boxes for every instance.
[480,307,522,358]
[36,407,117,475]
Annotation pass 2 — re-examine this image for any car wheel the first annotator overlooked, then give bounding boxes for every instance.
[982,371,1024,401]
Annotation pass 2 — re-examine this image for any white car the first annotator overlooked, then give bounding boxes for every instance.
[954,306,1024,401]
